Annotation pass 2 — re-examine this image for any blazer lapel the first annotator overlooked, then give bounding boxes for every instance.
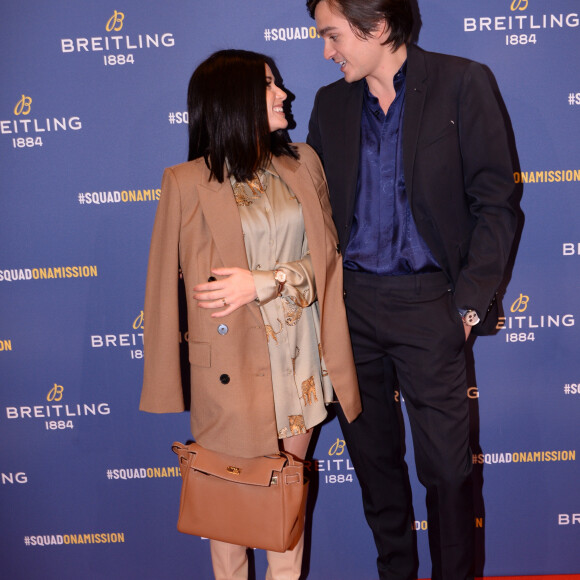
[403,44,428,205]
[272,153,328,301]
[197,154,330,325]
[197,173,249,270]
[197,167,263,325]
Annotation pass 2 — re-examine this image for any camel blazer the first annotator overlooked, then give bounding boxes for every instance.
[140,143,361,458]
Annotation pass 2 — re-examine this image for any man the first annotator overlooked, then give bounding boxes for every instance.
[306,1,517,579]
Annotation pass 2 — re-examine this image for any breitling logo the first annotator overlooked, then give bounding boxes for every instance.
[510,0,528,12]
[90,311,144,360]
[1,96,82,142]
[106,10,125,32]
[464,7,579,32]
[14,95,32,116]
[60,11,176,54]
[498,294,575,342]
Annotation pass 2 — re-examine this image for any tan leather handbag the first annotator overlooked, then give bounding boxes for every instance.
[172,441,308,552]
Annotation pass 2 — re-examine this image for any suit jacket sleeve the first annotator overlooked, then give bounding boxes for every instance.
[140,167,185,413]
[453,61,516,316]
[306,88,324,164]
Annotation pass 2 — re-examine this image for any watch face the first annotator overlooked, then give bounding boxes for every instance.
[464,310,480,326]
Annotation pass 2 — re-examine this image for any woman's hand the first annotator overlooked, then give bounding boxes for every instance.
[192,267,258,318]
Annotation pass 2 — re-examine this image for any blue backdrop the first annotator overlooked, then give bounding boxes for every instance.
[1,1,579,578]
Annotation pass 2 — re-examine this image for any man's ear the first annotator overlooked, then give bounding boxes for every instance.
[374,17,390,41]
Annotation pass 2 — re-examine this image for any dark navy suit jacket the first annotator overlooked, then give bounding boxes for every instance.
[307,44,517,332]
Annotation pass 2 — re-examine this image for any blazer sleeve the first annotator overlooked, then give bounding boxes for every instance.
[298,143,362,422]
[453,62,517,316]
[140,167,185,413]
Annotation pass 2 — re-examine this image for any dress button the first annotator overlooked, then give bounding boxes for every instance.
[208,276,217,282]
[217,324,228,335]
[219,374,230,384]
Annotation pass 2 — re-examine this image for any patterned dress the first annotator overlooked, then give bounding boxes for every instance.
[230,165,333,439]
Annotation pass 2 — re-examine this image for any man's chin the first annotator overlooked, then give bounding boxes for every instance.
[343,71,362,84]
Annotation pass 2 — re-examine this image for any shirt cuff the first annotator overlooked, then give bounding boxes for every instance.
[252,270,278,306]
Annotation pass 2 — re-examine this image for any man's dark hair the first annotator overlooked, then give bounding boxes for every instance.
[306,0,414,50]
[187,49,297,183]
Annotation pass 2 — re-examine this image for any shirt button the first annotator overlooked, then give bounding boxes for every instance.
[217,324,228,335]
[219,374,230,385]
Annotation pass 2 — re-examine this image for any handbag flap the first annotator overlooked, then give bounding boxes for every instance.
[173,441,288,486]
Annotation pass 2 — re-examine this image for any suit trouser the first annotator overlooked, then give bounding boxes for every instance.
[338,269,474,580]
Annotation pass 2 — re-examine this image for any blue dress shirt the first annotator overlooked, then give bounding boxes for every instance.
[343,65,440,275]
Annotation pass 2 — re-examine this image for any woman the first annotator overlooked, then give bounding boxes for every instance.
[140,49,361,579]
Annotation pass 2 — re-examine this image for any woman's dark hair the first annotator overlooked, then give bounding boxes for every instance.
[187,49,297,183]
[306,0,414,50]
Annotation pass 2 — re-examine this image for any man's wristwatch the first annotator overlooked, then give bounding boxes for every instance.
[274,270,286,295]
[460,309,480,327]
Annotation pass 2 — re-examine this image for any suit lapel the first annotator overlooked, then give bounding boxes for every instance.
[403,44,428,205]
[342,82,364,227]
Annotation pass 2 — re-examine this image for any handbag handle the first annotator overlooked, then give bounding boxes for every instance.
[171,442,303,486]
[266,451,300,467]
[172,442,302,473]
[172,442,300,464]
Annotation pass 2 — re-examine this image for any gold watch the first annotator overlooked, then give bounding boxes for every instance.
[274,270,286,295]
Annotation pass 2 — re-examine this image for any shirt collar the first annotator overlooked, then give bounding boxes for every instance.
[263,161,279,179]
[363,60,407,115]
[226,159,279,181]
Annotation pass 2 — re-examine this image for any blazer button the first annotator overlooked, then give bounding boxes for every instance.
[217,324,228,335]
[208,276,217,282]
[219,374,230,385]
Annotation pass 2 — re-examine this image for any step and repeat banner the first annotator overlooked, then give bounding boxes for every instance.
[1,1,579,578]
